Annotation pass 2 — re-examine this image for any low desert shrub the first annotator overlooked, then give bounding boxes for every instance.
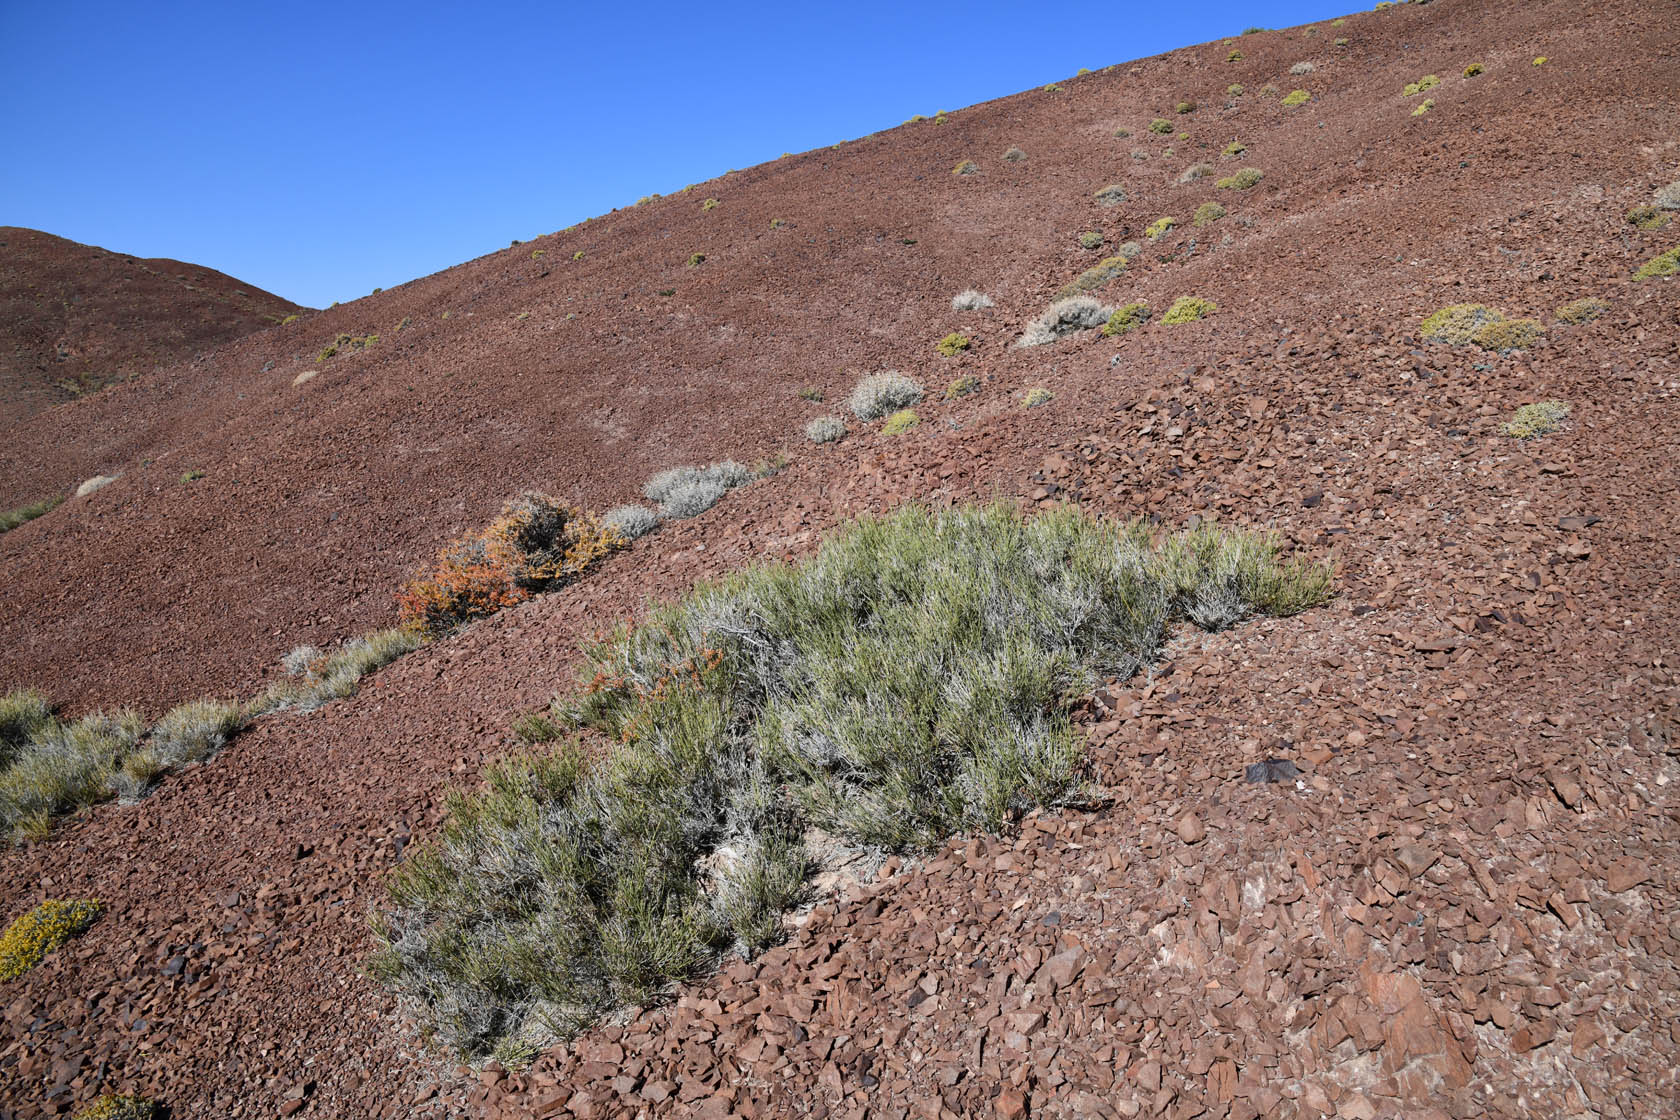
[1057,255,1130,298]
[1403,74,1440,97]
[1218,167,1264,190]
[146,699,245,770]
[1281,89,1311,108]
[952,160,979,177]
[1555,298,1607,324]
[1420,303,1502,345]
[686,253,705,268]
[1502,401,1570,439]
[399,494,621,635]
[662,479,727,518]
[848,372,924,420]
[881,409,920,435]
[1148,118,1174,135]
[0,898,102,980]
[1161,296,1217,324]
[1024,387,1054,408]
[1290,61,1316,75]
[1003,146,1027,162]
[1222,141,1246,159]
[71,1096,159,1120]
[260,630,421,712]
[946,375,979,399]
[1103,302,1151,336]
[0,708,143,840]
[952,290,994,311]
[1633,246,1679,280]
[805,416,847,444]
[1472,318,1543,352]
[643,463,754,521]
[936,332,971,357]
[1655,182,1680,210]
[1532,56,1547,66]
[1463,62,1484,77]
[1194,202,1227,226]
[1176,100,1196,114]
[1,689,54,763]
[1178,162,1214,183]
[1146,216,1177,241]
[1,495,61,533]
[1079,231,1105,249]
[371,504,1333,1055]
[797,387,823,401]
[1227,50,1243,63]
[1627,206,1670,230]
[1019,296,1113,347]
[701,198,719,211]
[1227,83,1244,96]
[604,505,660,540]
[1094,184,1128,206]
[1411,99,1434,117]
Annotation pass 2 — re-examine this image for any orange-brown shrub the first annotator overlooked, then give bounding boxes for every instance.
[397,493,621,635]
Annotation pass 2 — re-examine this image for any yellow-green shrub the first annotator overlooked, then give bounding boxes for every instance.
[1403,74,1440,97]
[1420,303,1502,345]
[1463,63,1484,77]
[1555,298,1607,324]
[1148,118,1174,135]
[946,375,979,399]
[1412,99,1434,117]
[1472,318,1543,352]
[936,332,971,357]
[0,899,102,980]
[1218,168,1263,190]
[1501,401,1570,439]
[1627,206,1670,230]
[1194,202,1227,226]
[1222,141,1246,159]
[881,409,920,435]
[1103,302,1151,336]
[72,1095,159,1120]
[1633,246,1679,280]
[952,160,979,176]
[1146,216,1177,241]
[1024,387,1054,408]
[1281,89,1310,108]
[1161,297,1216,324]
[1057,254,1130,298]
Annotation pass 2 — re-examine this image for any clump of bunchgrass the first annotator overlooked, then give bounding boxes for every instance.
[1024,387,1054,408]
[145,699,246,770]
[1411,99,1434,117]
[952,290,993,311]
[1161,296,1217,324]
[1472,318,1543,352]
[258,628,425,718]
[1281,89,1311,107]
[1018,296,1113,347]
[946,375,979,399]
[1194,202,1227,226]
[1218,168,1264,190]
[881,409,920,435]
[1176,100,1196,114]
[1420,303,1503,346]
[1057,254,1131,299]
[1,495,62,533]
[1178,162,1214,183]
[1103,302,1151,336]
[805,416,847,444]
[1627,206,1671,230]
[371,503,1334,1055]
[1501,401,1570,439]
[604,506,660,540]
[1402,74,1440,97]
[848,372,924,420]
[1555,298,1607,324]
[1463,62,1484,77]
[937,332,971,357]
[1094,184,1128,206]
[0,898,102,980]
[0,707,143,840]
[1633,245,1679,280]
[71,1095,159,1120]
[1146,216,1177,241]
[1222,141,1246,159]
[1079,231,1104,249]
[1148,118,1174,135]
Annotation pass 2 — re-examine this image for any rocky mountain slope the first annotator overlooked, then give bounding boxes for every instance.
[0,227,302,422]
[2,0,1678,1118]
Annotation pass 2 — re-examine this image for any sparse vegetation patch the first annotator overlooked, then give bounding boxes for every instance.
[1634,246,1679,280]
[1501,401,1570,439]
[1281,89,1311,107]
[1019,296,1113,347]
[1555,298,1607,324]
[371,504,1333,1055]
[1103,302,1151,336]
[71,1096,159,1120]
[1,495,62,533]
[604,506,660,540]
[952,160,979,177]
[1146,216,1177,241]
[1023,387,1054,408]
[952,290,994,311]
[937,332,971,357]
[946,375,979,399]
[1218,168,1264,190]
[1057,254,1131,299]
[1148,118,1174,135]
[881,409,920,435]
[1161,296,1217,324]
[1094,184,1128,206]
[1194,202,1227,226]
[848,372,924,420]
[1627,206,1670,230]
[0,898,102,980]
[805,416,847,444]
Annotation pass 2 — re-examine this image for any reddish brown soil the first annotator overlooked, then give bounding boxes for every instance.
[4,1,1680,1118]
[0,227,302,424]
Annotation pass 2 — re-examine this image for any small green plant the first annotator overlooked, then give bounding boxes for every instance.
[572,251,585,261]
[1532,56,1547,66]
[1501,401,1570,439]
[1020,296,1114,346]
[701,198,719,210]
[1412,99,1434,117]
[937,332,971,357]
[71,1095,160,1120]
[1146,216,1177,241]
[1194,202,1227,226]
[1627,206,1671,230]
[685,253,706,268]
[1079,231,1104,249]
[1420,303,1502,345]
[1555,298,1607,324]
[770,218,787,229]
[1335,37,1349,46]
[281,314,300,325]
[849,372,924,420]
[1103,302,1151,336]
[952,160,979,176]
[1056,255,1130,299]
[180,469,204,484]
[1634,246,1679,280]
[1094,184,1128,206]
[881,409,920,435]
[1463,62,1484,77]
[1161,296,1217,324]
[1217,167,1264,190]
[1227,83,1244,96]
[1258,83,1279,97]
[1222,140,1246,159]
[1003,146,1027,162]
[1023,387,1054,408]
[1281,89,1311,108]
[1042,83,1063,92]
[1178,162,1214,183]
[1290,61,1316,75]
[1403,74,1441,97]
[1148,118,1174,135]
[946,375,979,399]
[805,416,847,443]
[1176,100,1196,114]
[798,387,824,401]
[1472,318,1543,352]
[0,898,102,980]
[1,495,62,533]
[1227,50,1243,62]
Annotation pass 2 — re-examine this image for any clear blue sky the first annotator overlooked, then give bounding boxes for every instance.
[1,0,1355,308]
